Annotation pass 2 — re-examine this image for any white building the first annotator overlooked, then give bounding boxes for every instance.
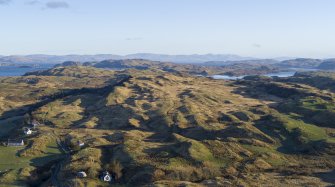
[24,128,32,135]
[77,171,87,178]
[78,141,85,147]
[7,139,24,147]
[101,171,112,182]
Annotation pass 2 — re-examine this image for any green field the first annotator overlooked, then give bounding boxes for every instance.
[0,147,30,171]
[0,139,63,186]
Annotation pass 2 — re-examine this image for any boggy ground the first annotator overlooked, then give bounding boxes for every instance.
[0,66,334,186]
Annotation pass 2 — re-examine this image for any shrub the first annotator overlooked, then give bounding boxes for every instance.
[109,160,123,181]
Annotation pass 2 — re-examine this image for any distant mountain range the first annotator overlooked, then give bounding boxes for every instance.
[0,53,254,64]
[205,59,279,66]
[205,58,335,70]
[2,54,335,70]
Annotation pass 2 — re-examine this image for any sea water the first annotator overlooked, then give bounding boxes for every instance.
[0,65,54,76]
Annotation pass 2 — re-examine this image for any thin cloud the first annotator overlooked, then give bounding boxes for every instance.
[25,0,40,5]
[253,43,262,48]
[25,1,41,5]
[45,1,69,9]
[0,0,11,5]
[125,37,143,41]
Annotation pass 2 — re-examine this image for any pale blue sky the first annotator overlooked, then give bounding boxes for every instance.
[0,0,334,58]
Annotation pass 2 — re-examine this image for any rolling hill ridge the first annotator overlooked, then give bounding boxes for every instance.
[0,65,334,186]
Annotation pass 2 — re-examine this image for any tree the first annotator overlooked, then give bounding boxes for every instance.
[109,160,123,181]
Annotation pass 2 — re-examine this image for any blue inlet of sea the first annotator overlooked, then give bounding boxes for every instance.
[0,65,54,77]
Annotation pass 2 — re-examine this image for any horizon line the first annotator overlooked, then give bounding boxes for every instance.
[1,53,332,60]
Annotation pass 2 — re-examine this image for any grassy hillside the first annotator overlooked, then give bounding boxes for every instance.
[81,59,280,76]
[0,66,334,186]
[280,71,335,92]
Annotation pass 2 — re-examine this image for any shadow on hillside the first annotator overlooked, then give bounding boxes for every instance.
[64,75,156,130]
[30,153,64,168]
[314,169,335,186]
[231,79,325,107]
[0,75,131,126]
[276,102,335,129]
[27,137,65,167]
[143,138,198,164]
[253,118,301,154]
[231,81,284,104]
[253,117,333,155]
[100,143,156,185]
[144,132,175,143]
[59,94,103,128]
[60,78,178,184]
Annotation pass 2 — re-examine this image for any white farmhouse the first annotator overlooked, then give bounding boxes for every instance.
[77,171,87,178]
[24,128,32,135]
[101,171,112,182]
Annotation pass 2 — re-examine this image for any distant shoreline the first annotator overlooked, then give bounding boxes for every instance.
[0,64,55,77]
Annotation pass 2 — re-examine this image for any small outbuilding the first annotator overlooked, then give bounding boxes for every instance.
[78,141,85,147]
[31,120,40,129]
[100,171,112,182]
[24,128,32,135]
[7,139,24,147]
[77,171,87,178]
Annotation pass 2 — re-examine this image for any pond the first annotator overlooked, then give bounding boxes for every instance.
[212,70,309,80]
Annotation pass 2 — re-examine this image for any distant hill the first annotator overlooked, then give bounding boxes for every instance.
[24,66,116,78]
[49,59,279,77]
[275,58,323,68]
[88,59,162,70]
[54,61,82,67]
[274,58,335,69]
[0,53,254,64]
[317,59,335,70]
[204,59,279,66]
[0,54,123,64]
[123,53,255,63]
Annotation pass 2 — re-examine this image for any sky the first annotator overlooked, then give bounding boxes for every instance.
[0,0,335,58]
